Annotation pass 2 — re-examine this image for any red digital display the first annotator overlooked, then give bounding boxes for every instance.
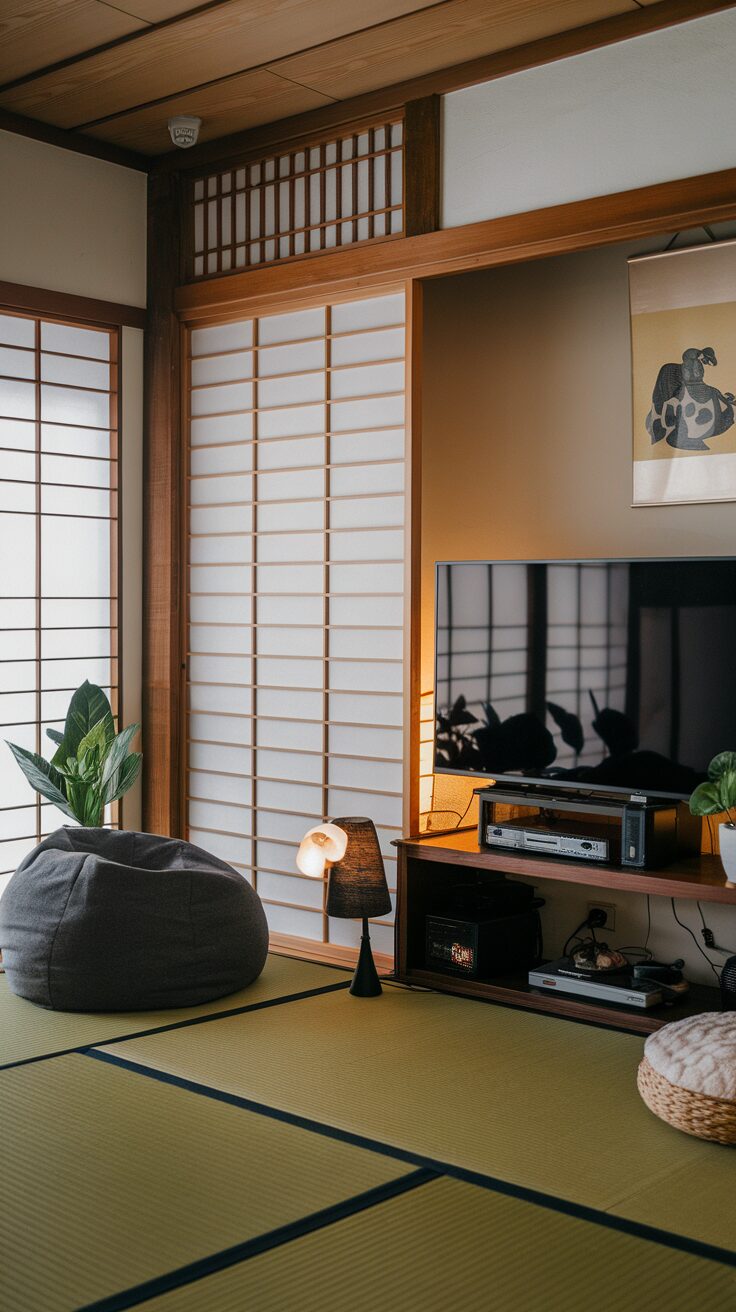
[451,942,474,970]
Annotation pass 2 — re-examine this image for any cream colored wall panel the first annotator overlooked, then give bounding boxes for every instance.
[189,741,251,776]
[191,322,253,355]
[329,594,404,627]
[189,536,252,566]
[327,628,403,661]
[189,593,251,624]
[191,413,254,445]
[257,626,323,658]
[332,294,405,333]
[330,496,404,528]
[331,327,405,367]
[257,500,324,532]
[256,532,323,563]
[190,381,253,417]
[256,786,321,823]
[189,684,251,715]
[189,799,251,836]
[329,529,404,561]
[257,594,323,625]
[190,444,253,476]
[330,461,404,495]
[190,474,252,506]
[189,770,253,807]
[190,352,254,387]
[329,691,403,726]
[188,712,252,747]
[257,436,324,470]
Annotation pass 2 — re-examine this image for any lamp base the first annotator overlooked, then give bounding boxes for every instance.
[350,918,382,997]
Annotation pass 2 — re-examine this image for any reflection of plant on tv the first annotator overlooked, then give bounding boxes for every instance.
[435,692,638,776]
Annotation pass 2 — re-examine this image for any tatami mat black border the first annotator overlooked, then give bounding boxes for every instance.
[0,980,351,1072]
[77,1168,437,1312]
[87,1049,736,1276]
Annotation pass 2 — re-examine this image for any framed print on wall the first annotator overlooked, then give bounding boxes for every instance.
[629,238,736,506]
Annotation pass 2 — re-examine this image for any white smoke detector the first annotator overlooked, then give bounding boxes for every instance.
[168,116,202,149]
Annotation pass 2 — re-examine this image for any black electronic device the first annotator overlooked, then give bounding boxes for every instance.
[425,877,544,979]
[434,557,736,800]
[476,785,700,870]
[632,958,690,1002]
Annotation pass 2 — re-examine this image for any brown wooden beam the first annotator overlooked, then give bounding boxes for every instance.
[0,106,148,172]
[151,0,736,176]
[143,171,183,836]
[175,164,736,320]
[403,96,440,238]
[0,280,145,328]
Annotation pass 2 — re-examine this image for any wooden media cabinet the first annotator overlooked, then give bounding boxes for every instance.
[393,828,736,1034]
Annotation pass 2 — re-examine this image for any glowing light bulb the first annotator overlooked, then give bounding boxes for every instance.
[296,823,348,878]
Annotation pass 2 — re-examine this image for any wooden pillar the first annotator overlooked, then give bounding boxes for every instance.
[403,95,441,238]
[142,170,183,836]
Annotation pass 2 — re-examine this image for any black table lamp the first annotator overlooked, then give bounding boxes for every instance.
[296,815,391,997]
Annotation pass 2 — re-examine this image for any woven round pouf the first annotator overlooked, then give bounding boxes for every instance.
[637,1012,736,1145]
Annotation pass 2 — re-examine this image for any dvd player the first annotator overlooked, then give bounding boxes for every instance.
[485,822,609,861]
[528,958,662,1008]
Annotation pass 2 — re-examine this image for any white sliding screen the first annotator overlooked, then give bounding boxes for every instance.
[0,309,120,894]
[185,290,407,958]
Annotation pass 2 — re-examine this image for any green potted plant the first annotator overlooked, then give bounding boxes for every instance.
[689,751,736,881]
[6,680,141,827]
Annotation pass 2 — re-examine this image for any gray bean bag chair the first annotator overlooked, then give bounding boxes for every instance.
[0,828,269,1012]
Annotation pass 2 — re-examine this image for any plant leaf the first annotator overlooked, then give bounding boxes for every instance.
[546,701,584,754]
[52,681,114,768]
[103,752,142,805]
[689,781,723,816]
[82,787,103,827]
[717,769,736,812]
[5,742,77,821]
[708,751,736,782]
[76,715,112,765]
[45,727,64,745]
[100,723,140,802]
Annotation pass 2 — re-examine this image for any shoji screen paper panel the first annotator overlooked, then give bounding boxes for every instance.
[0,310,120,892]
[186,291,406,957]
[191,121,404,280]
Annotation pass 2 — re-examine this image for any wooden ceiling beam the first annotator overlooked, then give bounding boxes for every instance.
[0,105,149,172]
[151,0,736,173]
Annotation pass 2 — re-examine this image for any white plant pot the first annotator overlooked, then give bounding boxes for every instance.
[719,823,736,882]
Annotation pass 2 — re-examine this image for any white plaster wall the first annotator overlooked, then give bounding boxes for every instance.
[0,130,146,305]
[442,10,736,229]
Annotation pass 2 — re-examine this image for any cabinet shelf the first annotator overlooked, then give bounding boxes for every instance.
[393,828,734,1035]
[395,827,736,904]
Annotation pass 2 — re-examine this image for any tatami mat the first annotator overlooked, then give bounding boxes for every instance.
[0,953,346,1068]
[129,1176,736,1312]
[0,1051,407,1312]
[105,984,733,1248]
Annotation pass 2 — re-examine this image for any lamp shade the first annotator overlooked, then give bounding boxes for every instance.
[326,817,392,919]
[296,823,348,878]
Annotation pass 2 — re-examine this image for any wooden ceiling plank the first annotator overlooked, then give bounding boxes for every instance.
[267,0,637,102]
[85,70,334,154]
[0,0,443,128]
[0,0,146,84]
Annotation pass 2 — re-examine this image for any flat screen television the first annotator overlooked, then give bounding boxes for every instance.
[434,558,736,799]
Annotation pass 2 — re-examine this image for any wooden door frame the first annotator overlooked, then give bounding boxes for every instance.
[143,162,736,836]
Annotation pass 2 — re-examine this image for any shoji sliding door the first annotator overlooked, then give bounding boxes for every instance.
[185,290,407,959]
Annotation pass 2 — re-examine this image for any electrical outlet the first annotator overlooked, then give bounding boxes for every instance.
[588,902,616,932]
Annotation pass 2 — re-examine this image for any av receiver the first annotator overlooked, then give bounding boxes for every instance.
[477,786,700,870]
